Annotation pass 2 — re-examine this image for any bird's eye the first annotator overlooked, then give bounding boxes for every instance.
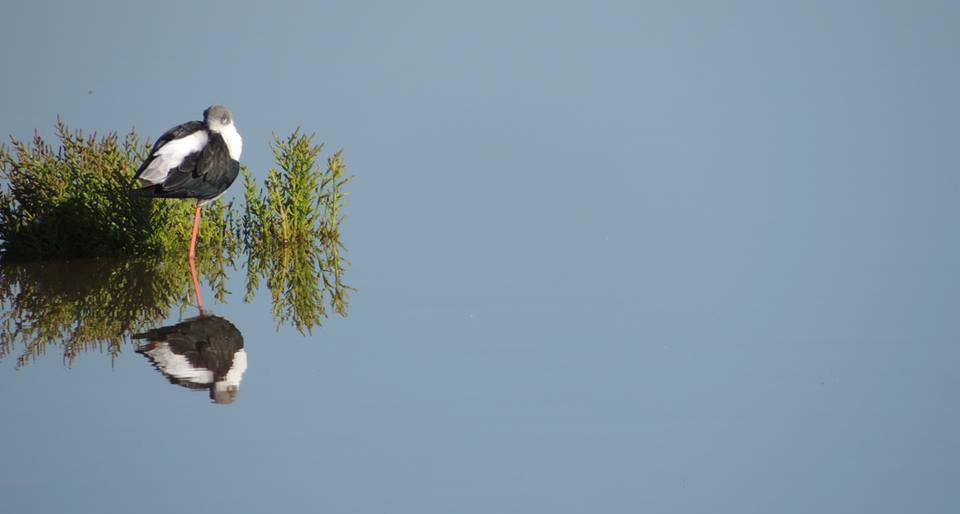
[222,116,229,124]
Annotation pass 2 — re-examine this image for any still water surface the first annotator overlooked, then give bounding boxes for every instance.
[0,202,956,513]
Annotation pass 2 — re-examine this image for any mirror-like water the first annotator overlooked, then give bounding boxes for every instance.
[1,221,956,513]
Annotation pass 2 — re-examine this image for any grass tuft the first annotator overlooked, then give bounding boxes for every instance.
[0,121,350,260]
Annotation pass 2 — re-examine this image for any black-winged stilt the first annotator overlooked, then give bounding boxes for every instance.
[131,105,242,311]
[132,105,242,258]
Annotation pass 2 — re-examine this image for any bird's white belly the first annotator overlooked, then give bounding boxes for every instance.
[144,343,214,384]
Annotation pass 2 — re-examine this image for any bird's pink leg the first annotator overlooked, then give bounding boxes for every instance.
[188,200,205,314]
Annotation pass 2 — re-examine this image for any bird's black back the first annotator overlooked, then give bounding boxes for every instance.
[132,125,240,201]
[133,121,205,180]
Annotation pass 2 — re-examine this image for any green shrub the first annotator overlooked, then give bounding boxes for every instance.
[241,130,351,248]
[0,121,237,259]
[0,121,351,260]
[237,131,352,333]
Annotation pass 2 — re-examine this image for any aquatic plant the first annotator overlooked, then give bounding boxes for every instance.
[0,121,348,260]
[0,121,235,259]
[240,130,350,248]
[237,130,352,332]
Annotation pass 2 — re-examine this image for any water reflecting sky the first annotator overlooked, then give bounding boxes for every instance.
[2,1,960,513]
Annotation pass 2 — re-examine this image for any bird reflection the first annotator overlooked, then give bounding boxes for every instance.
[134,315,247,404]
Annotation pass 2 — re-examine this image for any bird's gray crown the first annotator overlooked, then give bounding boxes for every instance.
[203,105,234,129]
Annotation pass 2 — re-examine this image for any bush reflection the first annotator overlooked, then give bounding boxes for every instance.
[0,242,349,369]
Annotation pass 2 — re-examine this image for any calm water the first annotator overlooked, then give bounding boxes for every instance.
[3,2,960,513]
[1,197,957,513]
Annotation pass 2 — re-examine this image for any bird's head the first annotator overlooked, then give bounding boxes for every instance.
[212,382,240,404]
[203,105,235,133]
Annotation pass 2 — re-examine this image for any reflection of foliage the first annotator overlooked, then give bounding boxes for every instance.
[0,121,236,259]
[0,235,351,367]
[245,238,351,334]
[0,258,197,368]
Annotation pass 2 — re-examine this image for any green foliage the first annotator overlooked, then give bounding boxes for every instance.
[237,130,353,331]
[241,130,351,247]
[0,121,235,259]
[0,121,349,261]
[320,149,349,242]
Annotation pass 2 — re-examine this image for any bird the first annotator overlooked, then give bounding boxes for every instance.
[131,105,243,263]
[134,315,247,404]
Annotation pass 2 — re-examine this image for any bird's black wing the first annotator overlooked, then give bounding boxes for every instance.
[133,121,205,180]
[134,133,239,201]
[195,134,241,199]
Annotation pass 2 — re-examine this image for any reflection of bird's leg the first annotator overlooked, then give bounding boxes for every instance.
[190,252,205,315]
[188,199,205,314]
[188,199,202,261]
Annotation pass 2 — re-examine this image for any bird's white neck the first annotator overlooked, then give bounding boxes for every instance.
[212,123,243,161]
